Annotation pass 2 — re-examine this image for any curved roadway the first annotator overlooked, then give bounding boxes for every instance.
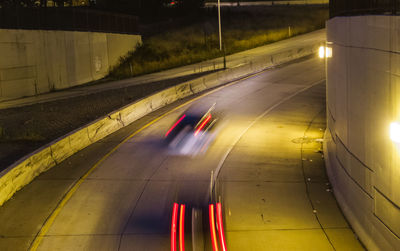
[0,56,364,250]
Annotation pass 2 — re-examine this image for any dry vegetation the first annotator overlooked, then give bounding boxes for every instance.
[110,5,328,78]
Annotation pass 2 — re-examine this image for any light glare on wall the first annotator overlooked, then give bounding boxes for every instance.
[319,46,325,58]
[326,47,332,58]
[390,122,400,143]
[319,46,332,58]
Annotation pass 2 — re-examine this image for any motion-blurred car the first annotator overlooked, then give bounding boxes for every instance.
[165,103,218,155]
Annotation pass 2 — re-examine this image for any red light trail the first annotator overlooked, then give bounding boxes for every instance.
[171,203,179,251]
[216,203,227,251]
[195,114,212,136]
[166,114,186,137]
[179,204,185,251]
[209,204,219,251]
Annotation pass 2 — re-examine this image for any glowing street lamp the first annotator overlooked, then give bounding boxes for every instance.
[319,46,332,59]
[390,122,400,143]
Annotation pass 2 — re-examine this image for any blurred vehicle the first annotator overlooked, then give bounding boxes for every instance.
[165,103,218,155]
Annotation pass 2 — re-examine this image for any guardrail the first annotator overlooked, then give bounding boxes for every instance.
[0,7,139,34]
[330,0,400,18]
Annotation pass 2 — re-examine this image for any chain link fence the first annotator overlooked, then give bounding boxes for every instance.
[330,0,400,17]
[0,7,139,34]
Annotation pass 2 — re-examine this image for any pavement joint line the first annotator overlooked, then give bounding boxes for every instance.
[35,178,77,181]
[42,233,166,237]
[119,233,172,236]
[225,227,351,232]
[84,178,212,182]
[220,180,308,183]
[2,233,174,238]
[300,107,337,250]
[28,60,284,251]
[116,156,170,251]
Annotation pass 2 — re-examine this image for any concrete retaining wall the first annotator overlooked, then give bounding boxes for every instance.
[0,29,141,101]
[324,16,400,250]
[0,40,321,207]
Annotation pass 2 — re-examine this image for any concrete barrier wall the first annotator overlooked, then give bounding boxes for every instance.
[0,29,141,100]
[325,16,400,250]
[0,40,320,207]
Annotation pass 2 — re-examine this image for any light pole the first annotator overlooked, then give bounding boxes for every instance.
[217,0,226,69]
[218,0,222,51]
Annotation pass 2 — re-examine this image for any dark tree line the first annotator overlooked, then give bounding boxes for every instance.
[95,0,205,17]
[0,0,204,12]
[0,0,64,7]
[0,0,96,8]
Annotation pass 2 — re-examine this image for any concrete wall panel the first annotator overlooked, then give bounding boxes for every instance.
[326,16,348,45]
[336,138,374,197]
[325,48,335,120]
[0,29,141,100]
[42,31,69,91]
[332,45,348,144]
[349,16,391,51]
[348,16,367,49]
[0,79,36,98]
[106,33,141,69]
[348,49,391,169]
[390,16,400,54]
[89,33,109,80]
[375,189,400,238]
[0,43,30,68]
[34,31,50,94]
[346,47,366,163]
[65,32,92,87]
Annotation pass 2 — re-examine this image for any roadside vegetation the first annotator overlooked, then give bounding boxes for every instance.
[110,5,328,79]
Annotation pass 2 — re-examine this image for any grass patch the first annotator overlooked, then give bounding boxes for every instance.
[109,5,328,79]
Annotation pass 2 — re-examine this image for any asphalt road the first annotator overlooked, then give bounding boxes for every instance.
[0,56,364,250]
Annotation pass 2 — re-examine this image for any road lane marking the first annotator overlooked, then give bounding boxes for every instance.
[29,62,284,251]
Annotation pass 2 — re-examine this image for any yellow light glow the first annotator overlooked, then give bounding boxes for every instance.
[326,47,332,58]
[390,122,400,143]
[318,46,325,58]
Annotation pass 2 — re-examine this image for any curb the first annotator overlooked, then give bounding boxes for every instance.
[0,42,323,206]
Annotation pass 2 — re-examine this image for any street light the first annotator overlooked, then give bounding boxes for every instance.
[217,0,226,69]
[218,0,222,51]
[318,45,332,59]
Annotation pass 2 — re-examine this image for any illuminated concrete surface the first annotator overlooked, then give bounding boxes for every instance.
[0,57,362,250]
[325,16,400,250]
